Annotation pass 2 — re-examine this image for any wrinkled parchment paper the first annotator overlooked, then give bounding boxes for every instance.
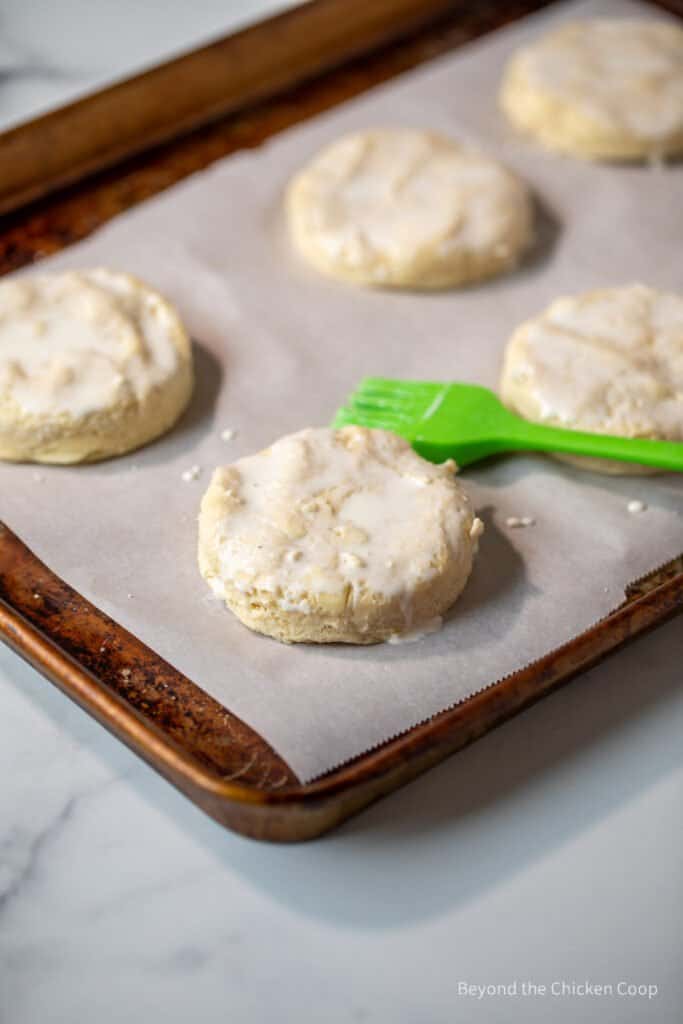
[2,0,682,781]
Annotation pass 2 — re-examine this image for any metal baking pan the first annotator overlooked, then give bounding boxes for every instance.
[1,0,682,841]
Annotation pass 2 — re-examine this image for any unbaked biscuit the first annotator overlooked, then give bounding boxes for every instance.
[500,284,683,475]
[286,130,533,289]
[500,19,683,161]
[0,269,193,463]
[198,426,483,644]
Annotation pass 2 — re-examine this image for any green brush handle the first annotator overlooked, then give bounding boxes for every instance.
[335,378,683,472]
[504,414,683,472]
[410,392,683,471]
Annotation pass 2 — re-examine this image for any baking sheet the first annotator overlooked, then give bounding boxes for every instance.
[2,0,682,782]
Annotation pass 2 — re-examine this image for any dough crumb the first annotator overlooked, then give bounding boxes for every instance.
[221,428,237,442]
[505,515,536,528]
[182,465,202,482]
[627,499,647,514]
[32,471,44,483]
[470,517,485,540]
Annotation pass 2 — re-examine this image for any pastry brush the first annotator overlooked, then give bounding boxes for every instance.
[333,378,683,471]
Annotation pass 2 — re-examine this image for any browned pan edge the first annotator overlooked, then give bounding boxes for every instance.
[0,0,486,218]
[1,0,682,841]
[0,0,553,269]
[2,523,682,841]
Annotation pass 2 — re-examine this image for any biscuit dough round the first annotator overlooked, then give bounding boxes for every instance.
[500,19,683,161]
[198,426,483,644]
[500,284,683,475]
[0,269,193,463]
[286,130,533,289]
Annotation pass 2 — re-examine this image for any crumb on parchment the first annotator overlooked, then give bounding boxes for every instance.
[505,515,535,528]
[627,500,647,514]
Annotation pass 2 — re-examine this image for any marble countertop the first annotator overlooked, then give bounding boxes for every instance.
[1,3,682,1022]
[0,0,300,134]
[3,619,682,1023]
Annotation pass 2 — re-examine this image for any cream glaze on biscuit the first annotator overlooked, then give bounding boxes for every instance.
[0,269,193,463]
[500,19,683,161]
[500,284,683,474]
[198,426,483,644]
[286,130,533,289]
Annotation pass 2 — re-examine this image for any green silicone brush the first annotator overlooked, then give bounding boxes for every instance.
[333,378,683,472]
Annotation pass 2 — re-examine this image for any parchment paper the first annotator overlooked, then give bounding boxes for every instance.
[2,0,682,781]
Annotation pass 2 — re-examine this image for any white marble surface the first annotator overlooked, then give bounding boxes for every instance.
[1,2,682,1021]
[0,0,301,133]
[2,621,682,1022]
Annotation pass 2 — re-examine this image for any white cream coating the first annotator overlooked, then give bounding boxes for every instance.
[501,19,683,156]
[0,269,185,417]
[387,616,443,644]
[198,426,481,643]
[0,269,193,463]
[206,427,472,602]
[286,130,533,288]
[500,283,683,445]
